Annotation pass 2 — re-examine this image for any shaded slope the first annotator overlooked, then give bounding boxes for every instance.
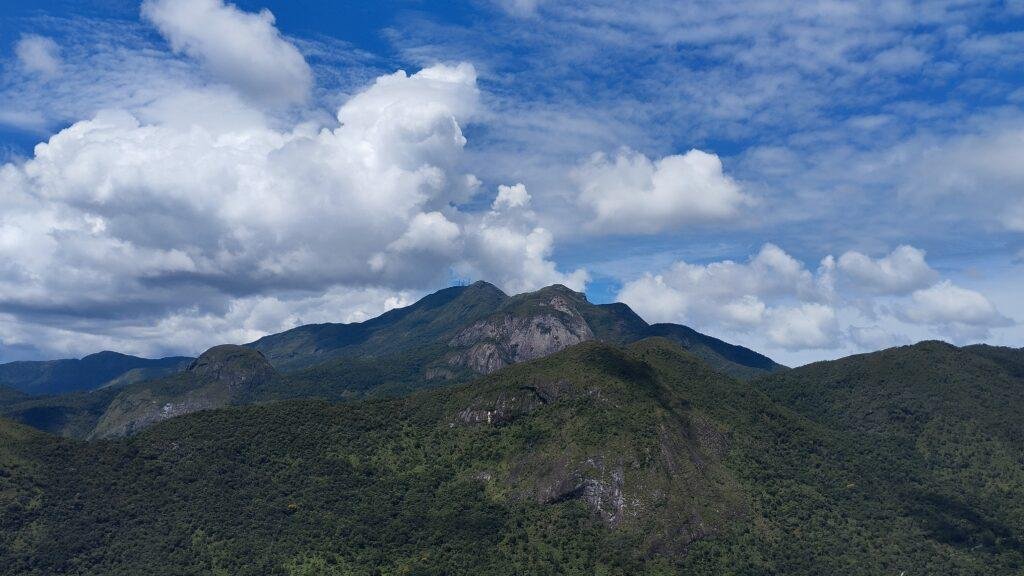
[0,386,27,408]
[0,387,121,438]
[644,323,786,380]
[0,351,192,396]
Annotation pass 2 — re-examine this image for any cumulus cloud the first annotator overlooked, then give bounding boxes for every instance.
[836,245,939,295]
[618,244,830,338]
[460,183,588,294]
[902,281,1013,333]
[0,62,584,359]
[618,244,1013,356]
[574,148,749,234]
[766,304,839,350]
[141,0,313,105]
[493,183,531,210]
[15,35,61,76]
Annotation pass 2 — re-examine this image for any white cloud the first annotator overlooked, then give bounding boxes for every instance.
[836,245,939,295]
[0,110,47,132]
[493,183,531,210]
[898,125,1024,233]
[848,324,905,350]
[574,148,749,234]
[141,0,313,105]
[618,243,1013,358]
[766,304,839,350]
[1006,201,1024,232]
[461,183,587,293]
[618,243,828,334]
[0,62,585,359]
[902,280,1013,330]
[15,35,61,76]
[497,0,542,17]
[0,286,415,361]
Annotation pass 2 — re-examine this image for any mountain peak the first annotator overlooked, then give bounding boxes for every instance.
[467,279,502,291]
[82,350,134,361]
[187,345,275,383]
[527,283,588,301]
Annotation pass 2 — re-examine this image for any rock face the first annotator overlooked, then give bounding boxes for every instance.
[455,380,572,426]
[184,345,277,391]
[89,346,277,438]
[447,292,595,374]
[448,340,749,552]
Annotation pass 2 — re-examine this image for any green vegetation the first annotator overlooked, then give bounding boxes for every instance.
[2,339,1021,575]
[753,341,1024,571]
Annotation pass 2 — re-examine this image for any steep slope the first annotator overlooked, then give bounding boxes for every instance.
[755,341,1024,558]
[0,351,192,396]
[644,323,785,380]
[89,345,280,438]
[1,339,1016,575]
[444,284,647,374]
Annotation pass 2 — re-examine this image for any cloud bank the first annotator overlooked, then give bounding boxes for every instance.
[0,55,581,359]
[619,245,1013,357]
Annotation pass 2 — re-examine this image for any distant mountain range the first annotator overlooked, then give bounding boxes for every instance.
[0,281,1021,574]
[0,351,192,396]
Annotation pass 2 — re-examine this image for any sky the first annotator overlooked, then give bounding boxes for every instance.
[0,0,1022,367]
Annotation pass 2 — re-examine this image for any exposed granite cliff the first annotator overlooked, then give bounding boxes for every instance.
[446,288,596,374]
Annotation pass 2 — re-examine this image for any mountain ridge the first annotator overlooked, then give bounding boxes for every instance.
[0,351,193,396]
[2,282,782,439]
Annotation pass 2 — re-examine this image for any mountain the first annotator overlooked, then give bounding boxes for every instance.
[252,281,781,403]
[89,345,280,439]
[644,323,784,380]
[0,386,123,438]
[1,338,1017,575]
[0,346,276,439]
[0,283,781,439]
[249,281,509,370]
[0,351,192,396]
[754,341,1024,557]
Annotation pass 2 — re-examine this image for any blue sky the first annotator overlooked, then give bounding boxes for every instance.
[0,0,1022,366]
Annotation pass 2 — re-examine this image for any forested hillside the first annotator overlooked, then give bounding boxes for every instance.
[2,339,1020,575]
